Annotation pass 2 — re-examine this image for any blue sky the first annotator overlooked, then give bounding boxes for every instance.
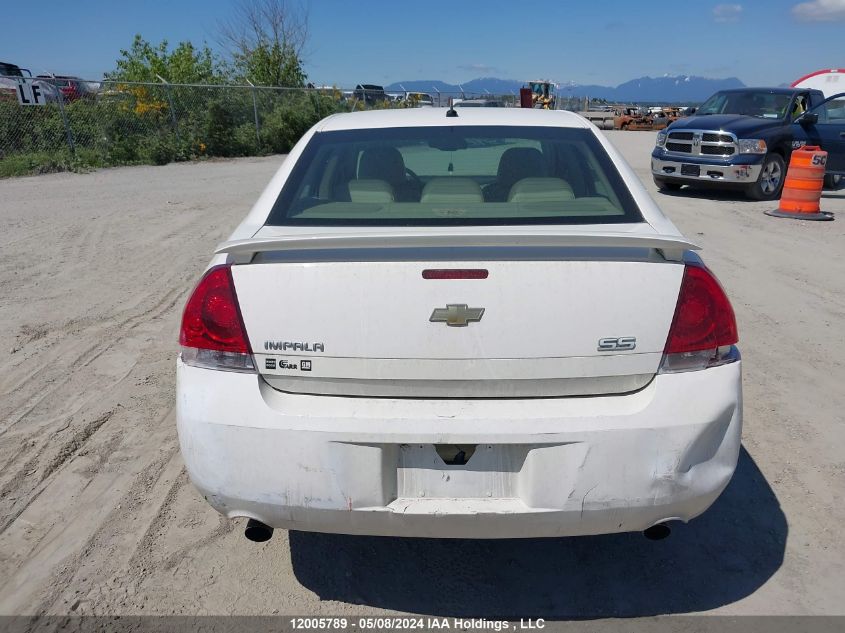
[2,0,844,86]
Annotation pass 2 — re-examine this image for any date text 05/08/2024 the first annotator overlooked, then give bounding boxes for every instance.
[288,617,546,630]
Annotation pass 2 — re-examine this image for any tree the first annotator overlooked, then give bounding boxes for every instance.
[107,35,221,84]
[217,0,308,87]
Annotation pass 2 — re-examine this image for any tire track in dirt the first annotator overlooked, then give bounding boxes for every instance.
[0,308,155,432]
[0,283,185,510]
[0,157,283,615]
[0,409,115,534]
[126,470,235,580]
[23,449,179,615]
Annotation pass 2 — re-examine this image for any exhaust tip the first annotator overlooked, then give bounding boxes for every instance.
[643,523,671,541]
[244,518,274,542]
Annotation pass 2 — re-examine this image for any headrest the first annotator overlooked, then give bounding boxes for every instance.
[508,178,575,203]
[348,179,395,203]
[496,147,547,185]
[420,177,483,203]
[358,147,406,184]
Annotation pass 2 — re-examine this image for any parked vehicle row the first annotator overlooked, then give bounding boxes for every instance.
[35,74,95,101]
[1,60,94,103]
[581,105,693,130]
[615,106,686,131]
[350,84,437,108]
[453,98,505,108]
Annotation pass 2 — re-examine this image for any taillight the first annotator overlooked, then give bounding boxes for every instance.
[659,263,739,373]
[179,265,254,372]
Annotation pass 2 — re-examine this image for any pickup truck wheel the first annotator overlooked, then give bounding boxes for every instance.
[653,176,682,191]
[746,154,785,201]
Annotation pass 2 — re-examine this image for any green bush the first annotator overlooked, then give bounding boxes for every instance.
[233,122,260,155]
[0,86,352,177]
[205,101,245,157]
[0,148,103,177]
[261,92,346,154]
[137,134,177,165]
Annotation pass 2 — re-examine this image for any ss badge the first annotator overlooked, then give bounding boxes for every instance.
[597,337,637,352]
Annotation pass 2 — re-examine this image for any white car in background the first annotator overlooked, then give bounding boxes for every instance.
[177,108,742,541]
[404,91,435,107]
[0,62,60,103]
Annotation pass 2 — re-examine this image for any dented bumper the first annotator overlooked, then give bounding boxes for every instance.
[176,359,742,538]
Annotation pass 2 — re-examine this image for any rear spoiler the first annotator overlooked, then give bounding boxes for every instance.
[216,230,698,262]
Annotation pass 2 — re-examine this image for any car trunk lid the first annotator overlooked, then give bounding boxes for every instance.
[223,228,692,398]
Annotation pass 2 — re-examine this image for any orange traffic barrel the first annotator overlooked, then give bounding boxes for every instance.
[765,146,833,221]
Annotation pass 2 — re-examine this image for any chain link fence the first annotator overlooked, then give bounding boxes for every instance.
[0,78,520,175]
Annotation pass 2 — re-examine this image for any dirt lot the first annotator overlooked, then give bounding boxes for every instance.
[1,132,844,618]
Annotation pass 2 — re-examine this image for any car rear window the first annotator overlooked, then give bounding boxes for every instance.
[266,125,643,226]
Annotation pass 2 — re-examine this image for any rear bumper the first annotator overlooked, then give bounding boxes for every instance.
[176,359,742,538]
[651,150,763,185]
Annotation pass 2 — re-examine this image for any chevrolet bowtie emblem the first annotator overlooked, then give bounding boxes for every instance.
[429,304,485,327]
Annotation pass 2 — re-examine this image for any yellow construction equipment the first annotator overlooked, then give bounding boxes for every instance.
[524,80,557,109]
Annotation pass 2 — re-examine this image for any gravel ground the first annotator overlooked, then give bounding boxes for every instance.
[0,133,844,618]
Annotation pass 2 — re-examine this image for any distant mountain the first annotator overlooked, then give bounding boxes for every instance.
[386,75,746,103]
[462,77,526,95]
[609,75,745,101]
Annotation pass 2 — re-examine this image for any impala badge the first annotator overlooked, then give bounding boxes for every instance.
[430,304,485,327]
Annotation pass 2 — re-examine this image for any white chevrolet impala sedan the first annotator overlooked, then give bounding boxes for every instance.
[176,107,741,540]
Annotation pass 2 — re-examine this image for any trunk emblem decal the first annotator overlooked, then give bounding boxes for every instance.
[263,341,325,352]
[430,304,485,327]
[597,337,637,351]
